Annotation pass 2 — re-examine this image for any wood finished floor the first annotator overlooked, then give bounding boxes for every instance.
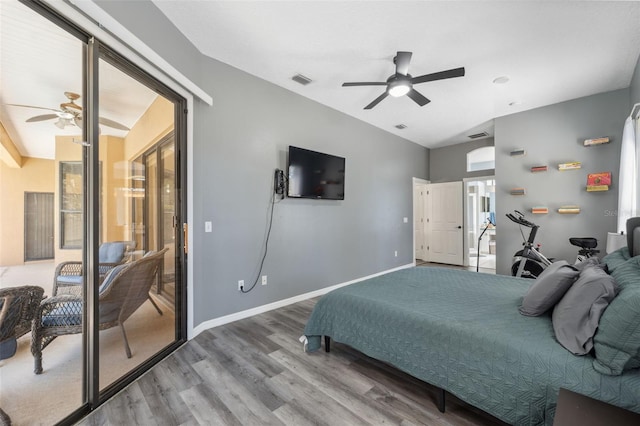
[78,297,507,426]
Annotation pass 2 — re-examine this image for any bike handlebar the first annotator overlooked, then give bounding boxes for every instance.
[506,212,537,228]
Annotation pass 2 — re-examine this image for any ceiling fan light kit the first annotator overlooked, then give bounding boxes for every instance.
[6,91,129,131]
[342,51,465,109]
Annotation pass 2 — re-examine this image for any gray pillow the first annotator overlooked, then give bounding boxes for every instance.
[552,265,618,355]
[519,261,579,316]
[573,256,603,272]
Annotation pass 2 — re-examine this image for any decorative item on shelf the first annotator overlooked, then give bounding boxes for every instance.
[583,137,610,147]
[558,205,581,214]
[531,206,548,214]
[586,172,611,191]
[510,148,526,157]
[510,187,526,196]
[530,165,548,173]
[558,161,582,171]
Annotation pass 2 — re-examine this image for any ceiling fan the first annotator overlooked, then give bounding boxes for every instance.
[7,91,130,131]
[342,51,465,110]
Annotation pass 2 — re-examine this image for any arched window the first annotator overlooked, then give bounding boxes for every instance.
[467,146,495,172]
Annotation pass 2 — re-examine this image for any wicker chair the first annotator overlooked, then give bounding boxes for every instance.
[53,241,134,297]
[0,286,45,358]
[1,286,44,426]
[32,249,167,374]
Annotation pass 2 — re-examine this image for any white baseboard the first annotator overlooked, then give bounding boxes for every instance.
[191,262,414,338]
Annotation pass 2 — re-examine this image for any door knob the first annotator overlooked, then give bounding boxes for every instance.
[457,226,462,229]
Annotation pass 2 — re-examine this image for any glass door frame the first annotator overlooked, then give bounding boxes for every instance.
[20,2,188,424]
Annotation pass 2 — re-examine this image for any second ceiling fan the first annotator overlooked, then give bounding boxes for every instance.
[8,91,130,131]
[342,51,465,110]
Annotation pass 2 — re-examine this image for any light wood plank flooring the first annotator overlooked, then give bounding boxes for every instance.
[78,297,506,426]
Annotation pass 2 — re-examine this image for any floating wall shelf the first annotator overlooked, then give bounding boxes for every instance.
[558,162,582,171]
[510,188,526,196]
[558,206,581,214]
[531,165,548,173]
[510,149,526,157]
[584,137,610,147]
[531,207,548,214]
[587,185,609,192]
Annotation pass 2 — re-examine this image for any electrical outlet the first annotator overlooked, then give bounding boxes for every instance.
[205,221,212,232]
[261,275,267,285]
[394,250,398,257]
[238,280,244,291]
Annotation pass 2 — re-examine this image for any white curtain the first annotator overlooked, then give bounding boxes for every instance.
[617,116,638,232]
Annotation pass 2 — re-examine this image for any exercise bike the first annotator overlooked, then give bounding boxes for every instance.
[506,210,599,278]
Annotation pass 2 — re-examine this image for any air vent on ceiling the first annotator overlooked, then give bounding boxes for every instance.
[291,74,312,85]
[395,124,407,129]
[468,131,489,139]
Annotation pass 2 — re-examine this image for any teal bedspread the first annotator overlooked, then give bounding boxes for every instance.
[304,267,640,425]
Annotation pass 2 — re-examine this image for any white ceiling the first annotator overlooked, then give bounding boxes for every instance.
[152,0,640,148]
[0,1,158,160]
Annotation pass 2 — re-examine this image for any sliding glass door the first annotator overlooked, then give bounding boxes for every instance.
[97,54,182,391]
[0,2,187,423]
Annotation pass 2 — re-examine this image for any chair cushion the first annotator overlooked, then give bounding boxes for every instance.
[42,301,82,327]
[552,265,618,355]
[99,242,126,264]
[98,263,129,294]
[0,338,17,360]
[519,260,579,316]
[56,275,83,285]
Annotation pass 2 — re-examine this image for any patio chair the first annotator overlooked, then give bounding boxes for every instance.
[1,286,44,426]
[32,249,167,374]
[0,286,45,359]
[53,241,134,296]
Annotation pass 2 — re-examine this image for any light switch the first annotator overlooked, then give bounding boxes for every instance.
[205,221,212,233]
[403,217,408,223]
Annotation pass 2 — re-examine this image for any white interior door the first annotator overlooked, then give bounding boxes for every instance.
[414,183,427,260]
[426,181,464,265]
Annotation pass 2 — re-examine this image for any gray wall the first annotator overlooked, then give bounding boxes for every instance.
[95,0,202,85]
[494,89,629,275]
[192,56,428,323]
[95,1,429,325]
[632,54,640,107]
[429,138,494,183]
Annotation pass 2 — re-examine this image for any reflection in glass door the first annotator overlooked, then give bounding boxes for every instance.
[98,54,182,391]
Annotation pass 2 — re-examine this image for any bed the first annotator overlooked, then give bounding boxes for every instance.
[304,220,640,425]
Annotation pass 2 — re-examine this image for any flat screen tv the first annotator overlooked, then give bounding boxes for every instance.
[287,146,345,200]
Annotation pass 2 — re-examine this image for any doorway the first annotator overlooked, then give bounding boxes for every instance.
[465,177,496,270]
[24,192,54,261]
[414,180,464,266]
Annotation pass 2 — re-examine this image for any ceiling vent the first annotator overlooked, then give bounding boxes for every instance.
[468,131,489,139]
[291,74,312,85]
[395,124,407,129]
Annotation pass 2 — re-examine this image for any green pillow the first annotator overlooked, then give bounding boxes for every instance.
[610,255,640,290]
[592,256,640,375]
[602,246,631,273]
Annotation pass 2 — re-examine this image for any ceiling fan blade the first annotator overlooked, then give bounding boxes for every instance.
[395,51,412,76]
[7,104,61,113]
[342,82,387,87]
[25,114,59,123]
[364,92,389,110]
[411,67,466,85]
[99,117,130,131]
[406,89,431,107]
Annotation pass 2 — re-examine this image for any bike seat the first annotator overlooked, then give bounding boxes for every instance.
[569,237,598,249]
